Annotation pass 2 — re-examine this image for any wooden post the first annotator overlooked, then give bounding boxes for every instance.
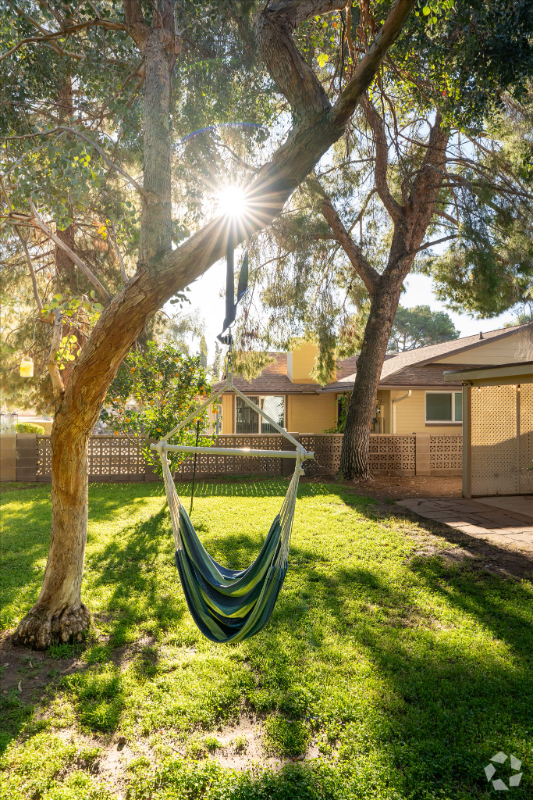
[0,435,17,482]
[516,383,521,495]
[462,384,472,498]
[415,432,430,476]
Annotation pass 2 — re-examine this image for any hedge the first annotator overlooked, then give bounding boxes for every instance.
[15,422,45,435]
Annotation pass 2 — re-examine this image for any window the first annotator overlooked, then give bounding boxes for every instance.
[260,396,285,433]
[236,396,285,433]
[236,396,259,433]
[425,391,463,423]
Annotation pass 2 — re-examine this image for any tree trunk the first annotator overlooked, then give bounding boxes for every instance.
[338,111,449,481]
[13,0,416,648]
[12,418,90,648]
[55,77,80,295]
[14,24,175,650]
[340,277,404,479]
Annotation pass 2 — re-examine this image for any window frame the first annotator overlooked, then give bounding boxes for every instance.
[425,390,463,424]
[235,395,286,434]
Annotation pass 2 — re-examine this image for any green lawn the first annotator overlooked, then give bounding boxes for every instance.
[0,479,532,799]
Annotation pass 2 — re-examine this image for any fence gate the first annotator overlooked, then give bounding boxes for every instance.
[470,383,533,496]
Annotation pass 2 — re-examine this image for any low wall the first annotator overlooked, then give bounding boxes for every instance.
[0,432,462,483]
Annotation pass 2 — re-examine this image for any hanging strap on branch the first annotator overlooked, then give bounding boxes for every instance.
[217,229,248,341]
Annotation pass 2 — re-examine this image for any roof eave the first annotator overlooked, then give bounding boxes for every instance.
[413,323,533,368]
[444,360,533,382]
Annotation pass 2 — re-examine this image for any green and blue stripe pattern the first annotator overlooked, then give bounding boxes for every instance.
[160,452,302,643]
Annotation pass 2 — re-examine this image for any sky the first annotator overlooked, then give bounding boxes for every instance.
[177,258,517,362]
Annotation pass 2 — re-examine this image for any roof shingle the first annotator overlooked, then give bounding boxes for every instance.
[215,324,532,394]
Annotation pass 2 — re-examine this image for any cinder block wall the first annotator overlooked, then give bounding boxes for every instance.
[16,434,38,482]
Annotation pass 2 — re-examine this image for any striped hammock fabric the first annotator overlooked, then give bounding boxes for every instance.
[159,450,303,643]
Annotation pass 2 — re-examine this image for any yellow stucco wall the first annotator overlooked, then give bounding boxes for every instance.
[286,342,335,384]
[391,389,462,435]
[220,389,464,435]
[287,393,337,433]
[287,342,318,383]
[437,329,533,365]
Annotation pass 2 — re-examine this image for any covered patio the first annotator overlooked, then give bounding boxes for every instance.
[445,361,533,500]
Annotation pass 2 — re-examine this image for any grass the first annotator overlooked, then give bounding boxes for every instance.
[0,478,532,799]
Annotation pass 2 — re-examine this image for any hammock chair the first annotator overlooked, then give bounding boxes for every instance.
[152,371,314,643]
[152,232,313,642]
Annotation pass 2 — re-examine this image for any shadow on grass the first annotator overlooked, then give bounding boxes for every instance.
[87,507,186,645]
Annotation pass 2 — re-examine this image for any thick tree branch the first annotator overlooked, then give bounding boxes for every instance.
[308,176,379,294]
[332,0,416,126]
[27,200,111,302]
[123,0,149,47]
[360,95,403,222]
[406,111,450,246]
[256,0,345,121]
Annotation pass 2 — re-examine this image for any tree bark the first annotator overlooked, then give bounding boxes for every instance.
[55,77,79,295]
[338,110,449,480]
[13,423,90,648]
[13,0,416,648]
[339,268,405,480]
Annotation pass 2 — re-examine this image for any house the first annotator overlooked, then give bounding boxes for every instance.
[214,323,533,436]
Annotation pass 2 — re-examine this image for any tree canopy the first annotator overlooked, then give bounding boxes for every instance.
[388,305,459,352]
[2,0,422,649]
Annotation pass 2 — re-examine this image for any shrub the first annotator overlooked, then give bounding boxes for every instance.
[16,422,45,435]
[100,340,215,476]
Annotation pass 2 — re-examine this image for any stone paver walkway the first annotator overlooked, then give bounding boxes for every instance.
[397,497,533,552]
[475,496,532,518]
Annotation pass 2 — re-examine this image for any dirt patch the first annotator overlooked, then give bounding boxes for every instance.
[46,728,137,799]
[172,715,320,771]
[95,737,135,795]
[0,631,86,704]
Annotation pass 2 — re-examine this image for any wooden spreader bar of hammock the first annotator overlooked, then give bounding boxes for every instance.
[152,376,313,464]
[151,443,314,459]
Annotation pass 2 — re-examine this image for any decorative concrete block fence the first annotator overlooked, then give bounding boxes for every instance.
[0,432,462,483]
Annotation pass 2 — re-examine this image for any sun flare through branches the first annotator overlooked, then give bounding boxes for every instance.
[216,184,249,218]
